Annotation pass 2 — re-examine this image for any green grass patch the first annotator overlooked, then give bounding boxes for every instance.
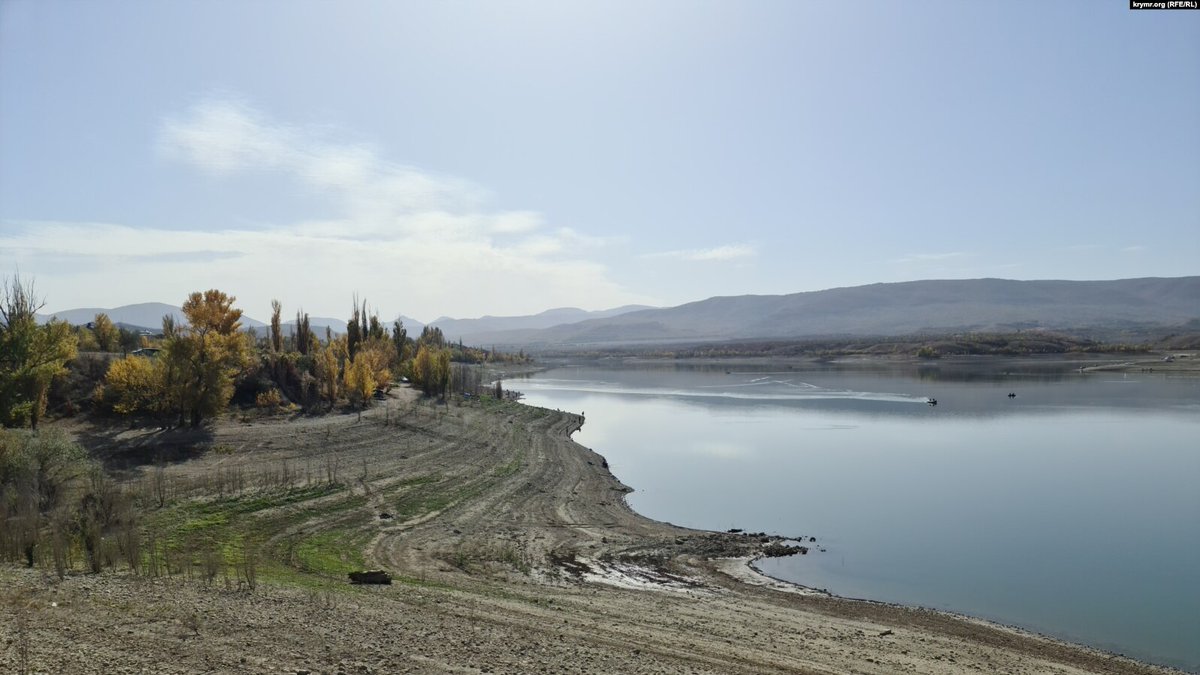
[392,489,453,520]
[174,510,230,535]
[493,446,525,477]
[192,483,343,517]
[292,529,369,576]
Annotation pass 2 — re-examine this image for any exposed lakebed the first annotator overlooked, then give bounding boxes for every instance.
[515,359,1200,672]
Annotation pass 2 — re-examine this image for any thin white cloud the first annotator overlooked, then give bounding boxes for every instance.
[4,98,653,320]
[891,251,969,264]
[1121,245,1147,253]
[644,243,756,262]
[2,218,643,321]
[158,99,482,221]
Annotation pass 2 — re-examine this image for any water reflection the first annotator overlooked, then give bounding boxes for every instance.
[516,362,1200,672]
[513,360,1200,417]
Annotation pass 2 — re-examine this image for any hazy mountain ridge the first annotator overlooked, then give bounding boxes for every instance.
[427,305,653,343]
[35,278,1197,347]
[39,302,192,330]
[469,277,1200,347]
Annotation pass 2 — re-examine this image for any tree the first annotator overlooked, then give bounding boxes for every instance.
[92,313,119,352]
[118,327,141,355]
[356,341,392,392]
[95,355,159,416]
[391,320,410,366]
[347,299,362,361]
[434,348,451,398]
[75,327,99,352]
[167,290,251,427]
[0,429,91,567]
[315,341,340,409]
[294,311,313,355]
[342,357,374,413]
[269,300,283,353]
[410,345,451,398]
[0,276,77,430]
[418,325,445,349]
[368,313,385,341]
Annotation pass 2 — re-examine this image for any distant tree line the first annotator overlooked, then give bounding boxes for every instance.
[542,332,1161,360]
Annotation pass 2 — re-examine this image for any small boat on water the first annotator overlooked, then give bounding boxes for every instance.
[927,397,938,406]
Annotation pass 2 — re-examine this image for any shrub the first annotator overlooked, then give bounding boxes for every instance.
[255,389,283,409]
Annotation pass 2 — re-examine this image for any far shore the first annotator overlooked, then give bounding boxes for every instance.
[513,350,1200,374]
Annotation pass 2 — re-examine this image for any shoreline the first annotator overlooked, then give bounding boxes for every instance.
[620,480,1189,673]
[554,384,1193,674]
[2,391,1189,674]
[734,555,1167,671]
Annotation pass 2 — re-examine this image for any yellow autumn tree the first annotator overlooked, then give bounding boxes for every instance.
[165,290,251,427]
[315,340,340,410]
[343,356,374,411]
[95,355,158,416]
[356,340,392,392]
[410,345,450,398]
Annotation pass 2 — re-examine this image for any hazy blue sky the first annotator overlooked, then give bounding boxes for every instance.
[2,0,1197,322]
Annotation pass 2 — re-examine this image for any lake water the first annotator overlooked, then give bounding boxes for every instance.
[513,360,1200,672]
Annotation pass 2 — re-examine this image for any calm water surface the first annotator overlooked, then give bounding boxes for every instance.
[515,361,1200,672]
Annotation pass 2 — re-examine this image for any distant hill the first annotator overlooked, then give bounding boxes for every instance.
[37,278,1196,349]
[428,305,653,343]
[41,302,269,332]
[282,317,347,337]
[394,315,426,334]
[470,277,1200,348]
[41,302,188,331]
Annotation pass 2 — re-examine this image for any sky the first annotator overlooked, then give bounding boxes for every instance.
[1,0,1197,323]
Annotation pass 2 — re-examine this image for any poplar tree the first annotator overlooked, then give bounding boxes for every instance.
[316,341,339,410]
[295,311,312,355]
[269,300,283,353]
[343,357,374,414]
[391,320,409,365]
[347,299,362,361]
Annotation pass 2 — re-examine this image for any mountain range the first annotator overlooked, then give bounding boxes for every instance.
[455,277,1200,348]
[426,306,652,343]
[38,302,196,331]
[36,277,1198,348]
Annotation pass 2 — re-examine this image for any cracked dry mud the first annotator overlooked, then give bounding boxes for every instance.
[0,390,1178,674]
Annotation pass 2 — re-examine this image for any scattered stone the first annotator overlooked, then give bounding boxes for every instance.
[761,543,808,557]
[348,570,392,585]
